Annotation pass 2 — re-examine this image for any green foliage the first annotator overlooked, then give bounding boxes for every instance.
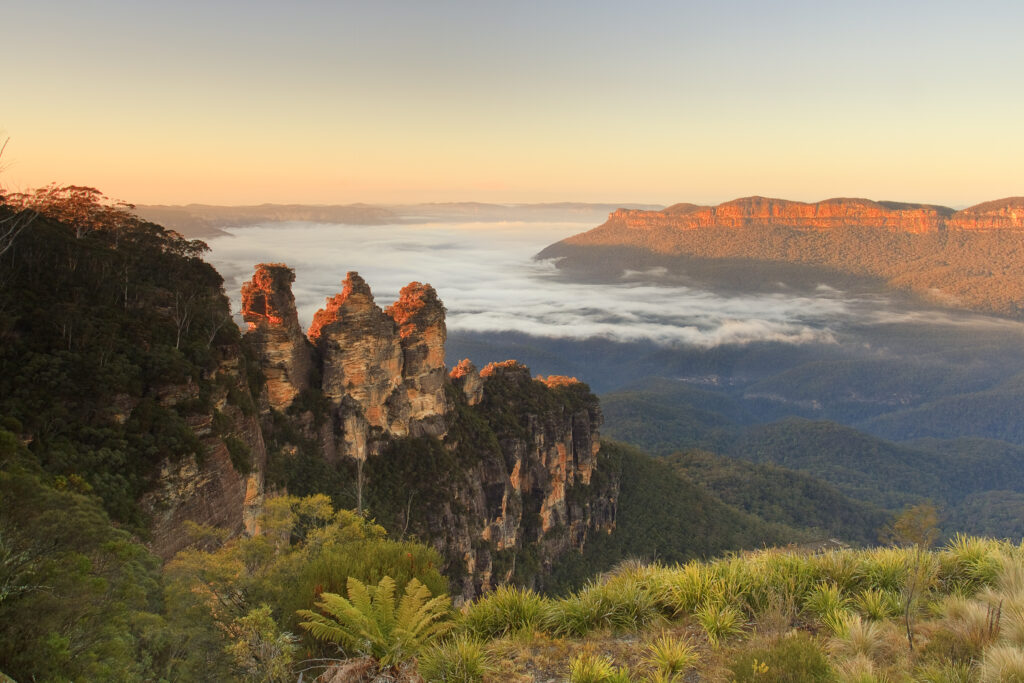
[164,495,446,679]
[667,448,887,545]
[223,605,298,683]
[0,186,249,526]
[695,599,745,647]
[223,435,253,474]
[546,441,803,593]
[644,631,698,679]
[803,582,852,624]
[417,634,495,682]
[728,632,833,682]
[461,585,550,639]
[0,462,163,682]
[568,653,629,683]
[855,588,902,621]
[297,575,452,666]
[546,576,661,637]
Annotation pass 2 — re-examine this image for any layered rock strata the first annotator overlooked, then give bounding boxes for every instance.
[567,196,1024,243]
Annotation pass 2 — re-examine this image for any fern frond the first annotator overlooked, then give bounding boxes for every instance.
[347,576,375,618]
[373,575,398,635]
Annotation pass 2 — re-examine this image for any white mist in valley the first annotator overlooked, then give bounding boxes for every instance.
[204,220,865,347]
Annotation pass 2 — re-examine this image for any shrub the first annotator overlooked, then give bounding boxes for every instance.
[728,631,832,682]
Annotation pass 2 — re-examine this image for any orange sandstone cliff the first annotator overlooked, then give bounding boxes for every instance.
[564,196,1024,244]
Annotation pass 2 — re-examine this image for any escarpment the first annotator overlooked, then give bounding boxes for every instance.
[240,265,617,598]
[560,196,1024,244]
[541,196,1024,318]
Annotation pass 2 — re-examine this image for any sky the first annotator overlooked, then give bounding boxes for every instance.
[3,1,1023,207]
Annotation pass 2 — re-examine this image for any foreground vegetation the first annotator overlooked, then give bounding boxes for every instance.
[437,535,1024,681]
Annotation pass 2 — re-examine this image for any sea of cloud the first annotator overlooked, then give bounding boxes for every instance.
[204,220,1024,349]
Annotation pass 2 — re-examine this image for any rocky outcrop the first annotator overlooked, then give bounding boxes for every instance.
[305,273,452,461]
[310,273,406,460]
[241,264,316,411]
[477,362,607,553]
[140,351,267,559]
[240,267,617,598]
[450,359,483,406]
[563,196,1024,245]
[386,282,450,438]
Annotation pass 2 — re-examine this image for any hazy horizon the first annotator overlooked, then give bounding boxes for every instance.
[3,2,1022,206]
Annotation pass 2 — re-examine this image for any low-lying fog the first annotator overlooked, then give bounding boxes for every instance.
[206,219,1024,407]
[207,220,975,347]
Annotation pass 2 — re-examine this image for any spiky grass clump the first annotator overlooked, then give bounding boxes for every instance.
[657,562,712,617]
[417,634,494,682]
[567,653,630,683]
[941,534,1004,592]
[644,631,698,680]
[546,578,660,637]
[856,588,902,621]
[696,600,745,647]
[804,581,852,625]
[815,550,862,593]
[979,644,1024,683]
[461,585,550,639]
[858,547,911,593]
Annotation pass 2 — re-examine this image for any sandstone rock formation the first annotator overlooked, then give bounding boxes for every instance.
[241,264,315,411]
[238,267,616,598]
[450,358,483,405]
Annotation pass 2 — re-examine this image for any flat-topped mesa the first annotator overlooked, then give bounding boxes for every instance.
[385,282,450,437]
[310,272,404,459]
[597,196,956,236]
[947,197,1024,231]
[565,196,1024,247]
[240,264,315,410]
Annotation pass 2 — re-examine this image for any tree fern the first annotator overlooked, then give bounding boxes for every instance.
[297,575,452,666]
